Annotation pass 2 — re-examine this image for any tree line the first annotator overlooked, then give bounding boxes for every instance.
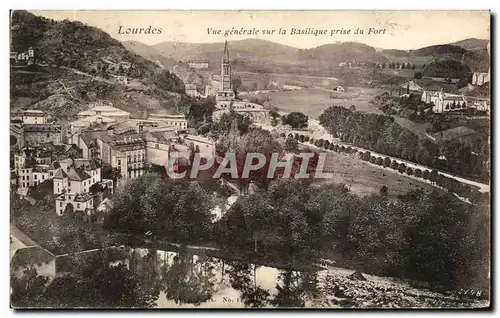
[318,106,489,183]
[100,170,489,293]
[282,132,487,203]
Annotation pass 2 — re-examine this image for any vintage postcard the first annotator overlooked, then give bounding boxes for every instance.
[9,10,491,309]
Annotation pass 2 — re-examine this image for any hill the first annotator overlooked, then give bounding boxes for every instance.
[10,10,186,121]
[410,44,466,57]
[122,40,177,69]
[422,59,471,79]
[448,38,489,51]
[153,38,300,67]
[298,42,387,63]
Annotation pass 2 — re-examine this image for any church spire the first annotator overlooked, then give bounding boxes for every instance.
[223,40,229,62]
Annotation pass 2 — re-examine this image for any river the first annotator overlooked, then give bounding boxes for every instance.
[122,247,487,308]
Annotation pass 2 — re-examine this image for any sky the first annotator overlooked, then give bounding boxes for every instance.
[28,10,490,50]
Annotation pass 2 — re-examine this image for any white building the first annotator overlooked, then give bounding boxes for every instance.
[471,72,490,86]
[20,110,47,124]
[421,90,468,113]
[147,113,188,130]
[77,104,130,122]
[187,60,209,69]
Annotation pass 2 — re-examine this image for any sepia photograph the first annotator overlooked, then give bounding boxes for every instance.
[9,9,491,309]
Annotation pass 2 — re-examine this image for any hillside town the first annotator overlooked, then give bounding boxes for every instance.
[9,10,490,309]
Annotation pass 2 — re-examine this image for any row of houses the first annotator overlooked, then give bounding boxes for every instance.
[11,104,215,217]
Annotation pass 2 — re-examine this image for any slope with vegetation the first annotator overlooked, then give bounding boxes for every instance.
[10,10,186,121]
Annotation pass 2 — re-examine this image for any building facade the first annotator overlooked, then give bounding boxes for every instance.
[421,90,468,113]
[187,60,209,69]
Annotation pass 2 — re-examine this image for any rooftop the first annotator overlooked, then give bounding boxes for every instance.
[23,124,60,133]
[11,246,55,270]
[74,158,101,171]
[66,168,91,182]
[53,168,68,179]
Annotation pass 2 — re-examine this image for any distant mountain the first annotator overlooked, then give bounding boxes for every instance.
[298,42,387,63]
[122,40,177,69]
[447,38,489,51]
[422,59,471,79]
[153,38,300,67]
[380,49,409,58]
[410,44,466,57]
[10,10,186,120]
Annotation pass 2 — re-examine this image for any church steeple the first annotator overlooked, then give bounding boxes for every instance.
[216,41,235,101]
[223,40,230,62]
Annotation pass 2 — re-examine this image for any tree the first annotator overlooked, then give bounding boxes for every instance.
[429,169,439,183]
[405,167,413,176]
[414,72,423,79]
[210,111,252,138]
[10,267,48,308]
[422,170,430,180]
[414,169,422,178]
[232,76,243,97]
[379,185,388,196]
[285,137,298,152]
[383,157,392,167]
[398,163,406,174]
[282,112,308,129]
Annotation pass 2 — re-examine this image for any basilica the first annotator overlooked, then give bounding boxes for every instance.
[211,41,269,124]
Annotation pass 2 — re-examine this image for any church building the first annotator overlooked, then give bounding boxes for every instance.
[212,41,269,124]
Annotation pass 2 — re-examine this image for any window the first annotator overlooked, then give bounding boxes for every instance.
[60,202,63,207]
[26,176,29,180]
[22,176,25,180]
[34,175,37,180]
[42,175,45,180]
[23,182,26,187]
[118,160,121,166]
[155,144,159,149]
[77,203,80,209]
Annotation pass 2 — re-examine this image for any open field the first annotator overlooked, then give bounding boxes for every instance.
[302,147,438,199]
[236,71,341,90]
[266,87,384,118]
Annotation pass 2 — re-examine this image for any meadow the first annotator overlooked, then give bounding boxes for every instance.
[265,87,384,118]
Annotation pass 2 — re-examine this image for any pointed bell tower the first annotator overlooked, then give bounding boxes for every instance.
[216,41,235,102]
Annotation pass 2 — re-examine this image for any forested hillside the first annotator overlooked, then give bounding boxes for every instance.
[10,10,186,121]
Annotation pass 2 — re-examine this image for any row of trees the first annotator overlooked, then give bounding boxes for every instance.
[283,132,486,202]
[318,106,489,182]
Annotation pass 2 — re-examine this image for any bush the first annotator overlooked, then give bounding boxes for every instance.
[376,157,384,165]
[362,151,371,161]
[370,156,377,164]
[304,136,310,142]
